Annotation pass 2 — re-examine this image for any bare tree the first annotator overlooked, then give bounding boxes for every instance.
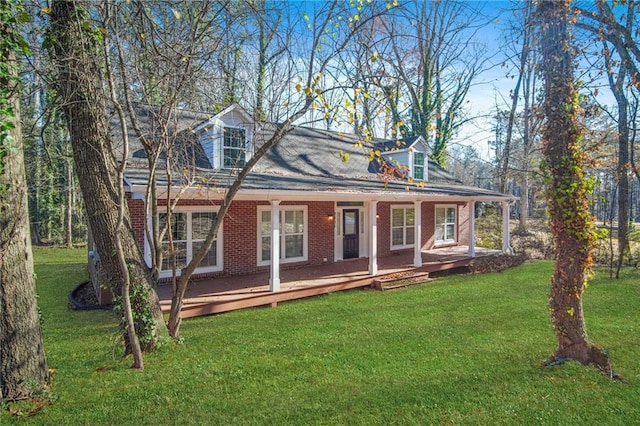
[166,1,394,337]
[48,0,168,353]
[378,0,490,166]
[537,0,616,378]
[574,1,640,92]
[573,2,638,277]
[499,1,544,232]
[601,41,631,278]
[0,0,49,401]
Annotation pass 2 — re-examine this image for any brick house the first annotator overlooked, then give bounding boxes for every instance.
[91,104,513,303]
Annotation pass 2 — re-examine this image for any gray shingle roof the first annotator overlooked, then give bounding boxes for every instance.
[122,106,509,201]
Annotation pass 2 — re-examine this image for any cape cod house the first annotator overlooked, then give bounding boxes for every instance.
[91,104,513,311]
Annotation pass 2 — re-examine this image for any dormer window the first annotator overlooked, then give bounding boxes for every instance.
[413,152,425,181]
[223,127,246,168]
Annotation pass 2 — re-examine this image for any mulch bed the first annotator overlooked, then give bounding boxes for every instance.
[68,281,112,310]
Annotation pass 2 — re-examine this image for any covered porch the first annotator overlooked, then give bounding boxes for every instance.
[158,246,502,319]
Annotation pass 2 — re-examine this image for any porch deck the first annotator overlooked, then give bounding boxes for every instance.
[158,246,500,319]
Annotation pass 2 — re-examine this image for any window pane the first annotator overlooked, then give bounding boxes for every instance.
[293,210,304,233]
[261,211,271,235]
[223,148,246,168]
[446,224,455,240]
[392,208,404,227]
[406,227,415,245]
[159,212,187,241]
[344,211,357,235]
[223,128,245,148]
[285,235,303,258]
[192,212,216,240]
[192,240,216,267]
[435,208,445,225]
[414,166,424,181]
[261,236,271,261]
[392,228,404,246]
[162,241,187,270]
[406,208,415,225]
[435,225,444,242]
[414,153,425,180]
[446,207,455,223]
[284,210,304,234]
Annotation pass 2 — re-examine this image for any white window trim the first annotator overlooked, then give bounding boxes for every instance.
[156,205,223,278]
[435,205,457,245]
[412,151,425,181]
[222,126,248,169]
[257,205,308,267]
[390,204,416,250]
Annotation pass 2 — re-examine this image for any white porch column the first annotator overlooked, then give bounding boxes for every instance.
[413,201,423,267]
[502,200,513,254]
[368,201,378,275]
[270,200,281,292]
[468,200,476,258]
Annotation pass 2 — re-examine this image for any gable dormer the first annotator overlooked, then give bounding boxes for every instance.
[195,104,254,170]
[375,136,430,182]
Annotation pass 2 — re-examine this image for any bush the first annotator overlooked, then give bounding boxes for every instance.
[475,210,502,250]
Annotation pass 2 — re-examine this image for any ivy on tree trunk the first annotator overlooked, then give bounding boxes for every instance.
[537,0,617,378]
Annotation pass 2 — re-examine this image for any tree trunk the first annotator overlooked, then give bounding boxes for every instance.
[537,0,616,378]
[48,0,167,351]
[64,151,73,248]
[0,2,49,400]
[602,44,630,278]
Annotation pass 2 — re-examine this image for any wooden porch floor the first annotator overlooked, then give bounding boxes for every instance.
[158,246,500,319]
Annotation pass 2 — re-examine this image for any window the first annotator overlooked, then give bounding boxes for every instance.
[435,206,456,244]
[258,206,308,265]
[223,127,246,168]
[391,206,415,249]
[158,209,222,277]
[413,152,425,181]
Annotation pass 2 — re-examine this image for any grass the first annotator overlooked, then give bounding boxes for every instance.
[3,247,639,424]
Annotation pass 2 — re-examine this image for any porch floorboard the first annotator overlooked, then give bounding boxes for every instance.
[158,246,500,319]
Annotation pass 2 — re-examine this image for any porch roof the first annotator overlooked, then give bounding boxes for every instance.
[124,167,511,202]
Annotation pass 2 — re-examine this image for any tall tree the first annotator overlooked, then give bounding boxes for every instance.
[574,1,638,277]
[497,1,537,196]
[104,0,226,283]
[47,0,167,354]
[379,0,488,166]
[537,0,616,377]
[574,1,640,92]
[0,0,49,401]
[602,41,631,278]
[498,1,543,232]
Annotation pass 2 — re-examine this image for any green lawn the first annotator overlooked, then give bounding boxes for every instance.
[3,247,639,425]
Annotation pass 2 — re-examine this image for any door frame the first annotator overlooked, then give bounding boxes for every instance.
[342,209,360,259]
[334,202,370,261]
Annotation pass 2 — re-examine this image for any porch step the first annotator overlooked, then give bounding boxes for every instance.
[372,271,431,291]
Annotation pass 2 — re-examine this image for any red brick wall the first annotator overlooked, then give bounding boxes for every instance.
[127,197,335,278]
[422,202,436,249]
[126,194,471,279]
[377,201,466,252]
[458,203,470,246]
[306,201,336,265]
[126,193,146,248]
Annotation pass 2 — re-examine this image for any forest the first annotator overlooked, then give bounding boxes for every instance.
[1,0,638,406]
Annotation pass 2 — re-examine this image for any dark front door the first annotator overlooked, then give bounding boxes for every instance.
[343,209,359,259]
